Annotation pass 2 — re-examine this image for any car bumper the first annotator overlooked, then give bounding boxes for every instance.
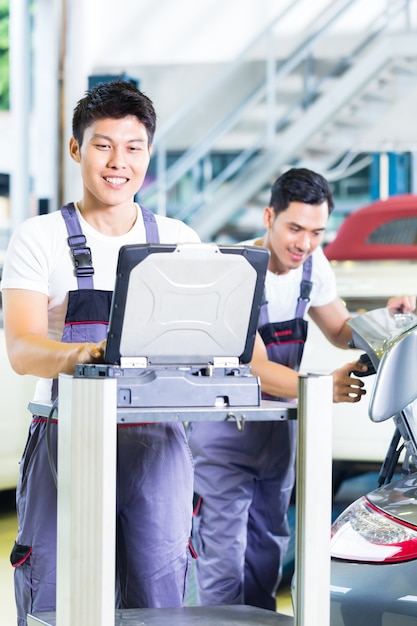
[330,558,417,625]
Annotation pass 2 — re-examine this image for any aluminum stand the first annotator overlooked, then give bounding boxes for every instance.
[28,372,332,626]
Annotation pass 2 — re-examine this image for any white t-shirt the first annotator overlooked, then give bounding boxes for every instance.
[243,241,337,322]
[1,204,200,401]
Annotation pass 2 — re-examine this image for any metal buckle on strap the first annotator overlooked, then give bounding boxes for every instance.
[298,279,312,302]
[67,235,95,277]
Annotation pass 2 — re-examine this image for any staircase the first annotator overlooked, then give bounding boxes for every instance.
[137,0,417,241]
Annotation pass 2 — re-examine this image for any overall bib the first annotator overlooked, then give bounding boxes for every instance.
[188,257,312,611]
[10,204,194,626]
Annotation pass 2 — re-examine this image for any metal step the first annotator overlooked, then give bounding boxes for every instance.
[28,607,294,626]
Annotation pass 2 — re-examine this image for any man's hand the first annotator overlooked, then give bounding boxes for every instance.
[387,295,416,314]
[332,359,368,403]
[77,339,107,365]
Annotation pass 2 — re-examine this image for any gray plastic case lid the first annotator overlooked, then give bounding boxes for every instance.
[104,242,269,365]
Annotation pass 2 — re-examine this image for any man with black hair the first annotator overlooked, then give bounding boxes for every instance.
[1,80,200,625]
[188,167,415,612]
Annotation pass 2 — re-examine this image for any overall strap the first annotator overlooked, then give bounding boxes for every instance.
[61,203,160,289]
[140,205,160,243]
[295,255,313,318]
[61,203,94,290]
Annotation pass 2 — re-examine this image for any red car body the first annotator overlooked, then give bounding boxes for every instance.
[324,194,417,261]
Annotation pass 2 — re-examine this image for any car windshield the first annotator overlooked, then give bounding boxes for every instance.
[367,217,417,245]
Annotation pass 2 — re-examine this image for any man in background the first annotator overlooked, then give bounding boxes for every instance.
[188,167,415,611]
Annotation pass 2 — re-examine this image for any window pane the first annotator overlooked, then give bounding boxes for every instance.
[367,218,417,245]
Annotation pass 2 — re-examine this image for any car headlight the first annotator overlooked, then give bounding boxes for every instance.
[331,496,417,563]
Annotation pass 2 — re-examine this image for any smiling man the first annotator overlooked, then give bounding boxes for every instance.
[1,80,200,626]
[187,167,415,613]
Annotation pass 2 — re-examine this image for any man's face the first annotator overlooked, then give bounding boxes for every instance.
[69,116,151,209]
[263,200,329,274]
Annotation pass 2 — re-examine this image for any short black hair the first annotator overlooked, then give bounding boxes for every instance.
[72,80,156,147]
[269,167,334,215]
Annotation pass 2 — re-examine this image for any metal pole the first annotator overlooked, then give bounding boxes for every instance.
[33,0,61,214]
[8,0,31,229]
[56,374,117,626]
[294,374,333,626]
[156,140,167,216]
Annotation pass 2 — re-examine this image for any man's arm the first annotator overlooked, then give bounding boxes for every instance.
[251,274,416,402]
[309,295,417,350]
[3,289,105,378]
[250,333,299,399]
[250,332,366,403]
[308,297,352,349]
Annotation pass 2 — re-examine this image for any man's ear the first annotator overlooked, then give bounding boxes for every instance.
[263,206,274,229]
[69,137,81,163]
[148,143,153,157]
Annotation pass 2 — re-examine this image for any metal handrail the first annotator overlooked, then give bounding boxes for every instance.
[151,0,305,143]
[139,0,414,227]
[140,0,354,207]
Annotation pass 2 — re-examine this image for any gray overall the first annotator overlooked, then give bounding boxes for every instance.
[188,257,312,611]
[10,204,194,625]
